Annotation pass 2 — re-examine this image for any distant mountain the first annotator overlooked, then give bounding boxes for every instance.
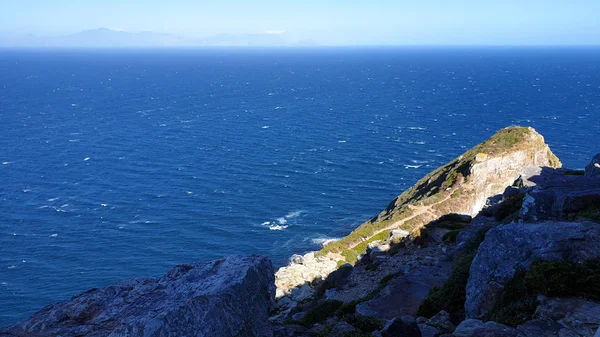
[0,28,317,48]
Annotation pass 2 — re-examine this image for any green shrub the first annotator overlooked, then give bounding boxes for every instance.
[442,229,463,243]
[486,258,600,326]
[494,193,525,221]
[579,206,600,223]
[299,300,344,327]
[417,228,489,323]
[345,315,384,332]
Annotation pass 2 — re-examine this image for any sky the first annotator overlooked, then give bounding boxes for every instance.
[1,0,599,45]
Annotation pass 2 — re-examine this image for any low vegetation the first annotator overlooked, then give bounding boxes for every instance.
[485,258,600,326]
[316,127,540,264]
[417,228,489,323]
[579,206,600,223]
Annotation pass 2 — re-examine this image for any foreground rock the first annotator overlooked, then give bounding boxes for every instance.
[465,221,600,319]
[520,166,600,221]
[1,255,275,337]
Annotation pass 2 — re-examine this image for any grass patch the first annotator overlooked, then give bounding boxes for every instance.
[494,193,525,221]
[442,229,463,243]
[485,258,600,326]
[345,315,384,332]
[579,206,600,223]
[299,300,343,327]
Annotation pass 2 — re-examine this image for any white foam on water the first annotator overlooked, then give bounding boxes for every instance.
[2,162,9,165]
[268,225,288,231]
[101,203,108,207]
[49,234,58,237]
[47,197,59,202]
[84,157,91,161]
[285,211,302,219]
[404,164,421,169]
[262,125,270,129]
[7,266,16,269]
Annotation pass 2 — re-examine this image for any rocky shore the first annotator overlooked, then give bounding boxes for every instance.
[2,126,599,337]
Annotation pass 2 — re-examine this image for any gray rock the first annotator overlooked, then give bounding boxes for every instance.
[586,154,600,177]
[381,317,422,337]
[521,167,600,221]
[290,282,314,302]
[419,323,442,337]
[291,312,306,321]
[390,229,410,244]
[465,221,600,319]
[533,297,600,336]
[427,310,455,333]
[291,254,304,264]
[516,318,577,337]
[331,321,356,336]
[356,263,451,320]
[454,319,516,337]
[1,255,275,337]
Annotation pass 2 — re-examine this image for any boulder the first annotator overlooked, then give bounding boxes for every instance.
[330,321,356,336]
[357,263,451,320]
[427,310,456,333]
[390,229,410,244]
[586,154,600,177]
[453,319,516,337]
[1,255,275,337]
[521,167,600,221]
[419,323,442,337]
[275,252,338,297]
[532,297,600,336]
[515,319,574,337]
[465,221,600,319]
[381,317,421,337]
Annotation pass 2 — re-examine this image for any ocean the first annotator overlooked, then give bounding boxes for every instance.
[0,47,599,325]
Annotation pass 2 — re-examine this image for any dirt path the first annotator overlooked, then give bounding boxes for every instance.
[348,193,453,250]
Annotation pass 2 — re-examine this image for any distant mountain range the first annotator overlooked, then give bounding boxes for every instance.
[0,28,318,47]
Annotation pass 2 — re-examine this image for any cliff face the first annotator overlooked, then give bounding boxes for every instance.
[275,126,562,296]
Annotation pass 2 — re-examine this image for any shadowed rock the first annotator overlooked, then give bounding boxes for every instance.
[465,221,600,319]
[1,255,275,337]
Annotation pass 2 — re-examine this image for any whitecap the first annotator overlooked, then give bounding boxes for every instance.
[49,233,58,237]
[276,217,287,225]
[22,189,31,193]
[84,157,91,161]
[404,164,422,169]
[2,162,9,165]
[48,197,59,202]
[338,140,347,143]
[268,225,288,231]
[101,203,108,207]
[285,211,302,219]
[7,266,16,269]
[311,237,340,247]
[262,125,270,129]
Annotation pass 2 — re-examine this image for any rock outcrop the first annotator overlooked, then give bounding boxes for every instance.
[586,154,600,177]
[520,167,600,221]
[276,126,562,297]
[1,255,275,337]
[465,221,600,319]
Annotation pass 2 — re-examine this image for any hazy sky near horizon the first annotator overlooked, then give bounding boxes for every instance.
[1,0,599,45]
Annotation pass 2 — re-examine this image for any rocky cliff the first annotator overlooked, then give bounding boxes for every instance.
[3,126,599,337]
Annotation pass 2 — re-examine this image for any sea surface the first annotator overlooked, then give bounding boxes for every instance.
[0,47,599,325]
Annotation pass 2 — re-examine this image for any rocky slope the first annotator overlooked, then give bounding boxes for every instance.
[3,126,599,337]
[276,126,561,297]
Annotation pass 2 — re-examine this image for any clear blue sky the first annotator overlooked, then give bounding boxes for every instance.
[1,0,599,45]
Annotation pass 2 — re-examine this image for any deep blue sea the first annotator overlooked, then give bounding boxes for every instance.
[0,47,599,325]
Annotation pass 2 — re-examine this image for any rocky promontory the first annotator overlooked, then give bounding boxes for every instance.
[2,126,599,337]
